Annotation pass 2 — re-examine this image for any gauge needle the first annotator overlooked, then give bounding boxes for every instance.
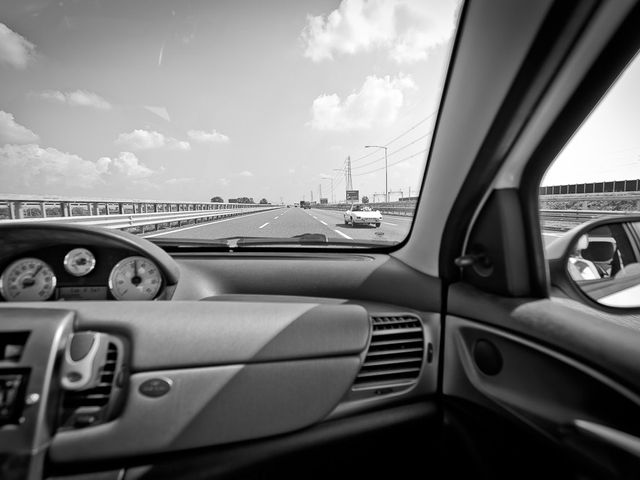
[23,265,43,288]
[131,261,142,286]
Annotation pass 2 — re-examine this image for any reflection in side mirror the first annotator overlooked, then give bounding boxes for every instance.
[561,220,640,308]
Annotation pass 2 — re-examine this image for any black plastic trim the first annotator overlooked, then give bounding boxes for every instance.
[520,1,640,298]
[439,0,600,284]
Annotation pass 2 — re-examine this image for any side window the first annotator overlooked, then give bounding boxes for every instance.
[541,52,640,308]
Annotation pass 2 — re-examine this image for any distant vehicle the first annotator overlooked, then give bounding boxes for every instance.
[344,204,382,227]
[286,205,291,208]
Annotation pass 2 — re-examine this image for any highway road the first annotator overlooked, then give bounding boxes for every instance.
[145,207,414,244]
[145,205,566,248]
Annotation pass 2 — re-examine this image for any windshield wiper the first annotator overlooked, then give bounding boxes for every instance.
[150,233,393,249]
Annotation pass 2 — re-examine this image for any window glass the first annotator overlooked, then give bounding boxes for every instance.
[0,0,462,248]
[540,51,640,248]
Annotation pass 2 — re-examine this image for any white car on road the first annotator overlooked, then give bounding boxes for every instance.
[344,204,382,228]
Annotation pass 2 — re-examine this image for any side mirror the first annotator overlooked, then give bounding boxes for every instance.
[546,216,640,308]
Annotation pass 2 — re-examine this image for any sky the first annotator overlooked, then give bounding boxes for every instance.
[0,0,460,204]
[542,49,640,186]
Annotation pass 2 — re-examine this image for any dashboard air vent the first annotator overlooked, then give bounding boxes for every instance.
[60,342,120,428]
[353,316,424,391]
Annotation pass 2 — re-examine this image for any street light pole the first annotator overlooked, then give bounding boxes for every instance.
[364,145,388,203]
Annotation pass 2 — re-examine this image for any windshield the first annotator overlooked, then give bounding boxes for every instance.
[0,0,460,247]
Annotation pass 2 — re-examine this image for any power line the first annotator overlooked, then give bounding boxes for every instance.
[351,111,437,163]
[351,131,433,170]
[352,149,428,177]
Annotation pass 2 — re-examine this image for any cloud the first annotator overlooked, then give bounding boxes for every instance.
[0,144,104,190]
[97,152,154,179]
[0,23,36,69]
[0,143,158,193]
[165,177,194,185]
[219,177,230,187]
[0,111,39,144]
[144,106,171,122]
[302,0,457,64]
[289,168,296,174]
[33,90,112,110]
[309,74,416,131]
[239,170,253,177]
[115,129,190,151]
[187,129,230,144]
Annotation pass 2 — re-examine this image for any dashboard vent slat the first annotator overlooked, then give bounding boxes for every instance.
[353,315,425,392]
[63,342,118,412]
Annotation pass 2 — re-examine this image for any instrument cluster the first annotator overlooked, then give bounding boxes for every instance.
[0,246,163,302]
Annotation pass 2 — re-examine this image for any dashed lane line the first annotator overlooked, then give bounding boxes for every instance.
[320,220,328,226]
[143,210,277,238]
[333,229,352,240]
[259,222,269,229]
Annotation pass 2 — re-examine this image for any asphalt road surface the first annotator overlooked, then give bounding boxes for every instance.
[146,207,413,244]
[146,206,565,247]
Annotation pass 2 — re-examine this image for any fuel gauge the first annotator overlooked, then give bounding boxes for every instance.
[63,248,96,277]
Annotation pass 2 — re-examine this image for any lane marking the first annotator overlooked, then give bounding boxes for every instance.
[274,216,279,219]
[383,222,397,226]
[259,222,269,229]
[143,210,277,238]
[320,220,328,226]
[333,229,352,240]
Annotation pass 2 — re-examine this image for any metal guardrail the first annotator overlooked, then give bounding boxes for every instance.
[539,209,639,231]
[0,195,270,220]
[0,206,278,231]
[0,195,279,234]
[312,203,416,217]
[313,204,638,230]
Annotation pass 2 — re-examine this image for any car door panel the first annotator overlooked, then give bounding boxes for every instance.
[445,283,640,478]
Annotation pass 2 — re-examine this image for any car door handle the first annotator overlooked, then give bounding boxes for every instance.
[572,419,640,459]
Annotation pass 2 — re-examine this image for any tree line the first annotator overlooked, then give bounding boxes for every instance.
[210,196,269,204]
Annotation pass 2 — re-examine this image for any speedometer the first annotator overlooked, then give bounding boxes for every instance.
[108,256,162,301]
[0,258,57,302]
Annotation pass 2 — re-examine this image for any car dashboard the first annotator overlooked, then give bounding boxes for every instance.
[0,223,440,480]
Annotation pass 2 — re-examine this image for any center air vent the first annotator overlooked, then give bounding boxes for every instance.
[59,340,126,430]
[353,315,424,392]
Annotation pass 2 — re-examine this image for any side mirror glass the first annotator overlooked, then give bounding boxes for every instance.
[547,217,640,308]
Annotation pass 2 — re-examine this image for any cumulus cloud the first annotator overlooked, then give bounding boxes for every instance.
[187,129,230,144]
[0,111,39,144]
[115,129,190,151]
[302,0,457,64]
[310,74,415,131]
[219,177,230,187]
[239,170,253,177]
[0,144,157,193]
[0,144,104,190]
[165,177,193,185]
[0,23,37,69]
[33,90,112,110]
[97,152,154,179]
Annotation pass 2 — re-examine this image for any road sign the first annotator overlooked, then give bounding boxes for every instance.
[346,190,359,201]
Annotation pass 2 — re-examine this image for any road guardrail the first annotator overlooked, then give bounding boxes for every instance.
[0,195,279,234]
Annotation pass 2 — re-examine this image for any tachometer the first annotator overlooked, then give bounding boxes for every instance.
[63,248,96,277]
[0,258,57,302]
[108,256,162,301]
